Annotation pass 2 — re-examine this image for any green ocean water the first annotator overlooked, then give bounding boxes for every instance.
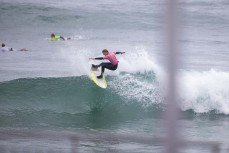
[0,72,163,130]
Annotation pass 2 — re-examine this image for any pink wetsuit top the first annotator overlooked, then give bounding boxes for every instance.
[103,52,119,65]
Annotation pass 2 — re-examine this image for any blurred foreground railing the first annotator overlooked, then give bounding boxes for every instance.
[0,130,222,153]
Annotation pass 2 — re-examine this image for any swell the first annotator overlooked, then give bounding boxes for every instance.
[0,75,159,110]
[0,72,228,129]
[0,75,162,128]
[0,2,83,28]
[1,70,228,116]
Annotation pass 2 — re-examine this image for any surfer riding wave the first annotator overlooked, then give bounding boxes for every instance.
[89,49,125,79]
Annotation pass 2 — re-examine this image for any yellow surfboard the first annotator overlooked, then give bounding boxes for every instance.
[91,67,107,89]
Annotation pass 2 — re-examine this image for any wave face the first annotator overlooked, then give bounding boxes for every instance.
[1,68,229,129]
[0,73,163,129]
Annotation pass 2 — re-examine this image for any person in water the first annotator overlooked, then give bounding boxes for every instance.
[89,49,125,79]
[0,43,28,52]
[50,33,70,41]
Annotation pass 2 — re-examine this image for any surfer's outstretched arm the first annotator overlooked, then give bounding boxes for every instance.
[89,57,104,60]
[115,52,125,54]
[60,36,65,40]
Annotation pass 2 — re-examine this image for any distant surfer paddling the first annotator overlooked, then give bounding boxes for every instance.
[89,49,125,79]
[50,33,70,41]
[0,43,28,52]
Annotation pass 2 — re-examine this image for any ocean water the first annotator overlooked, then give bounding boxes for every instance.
[0,0,229,152]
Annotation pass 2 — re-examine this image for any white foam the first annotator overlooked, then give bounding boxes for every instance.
[108,47,165,107]
[59,45,164,77]
[178,69,229,114]
[118,46,164,76]
[110,72,164,108]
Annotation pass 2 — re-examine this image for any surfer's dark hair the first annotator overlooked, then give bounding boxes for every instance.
[102,49,108,53]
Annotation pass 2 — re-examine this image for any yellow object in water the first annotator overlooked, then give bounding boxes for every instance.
[91,68,107,89]
[51,35,61,41]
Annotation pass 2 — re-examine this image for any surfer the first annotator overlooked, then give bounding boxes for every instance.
[50,33,70,41]
[0,43,28,52]
[89,49,125,79]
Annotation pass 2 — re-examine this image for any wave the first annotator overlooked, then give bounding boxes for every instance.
[178,69,229,114]
[0,72,161,112]
[1,69,229,116]
[0,74,162,128]
[0,68,229,129]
